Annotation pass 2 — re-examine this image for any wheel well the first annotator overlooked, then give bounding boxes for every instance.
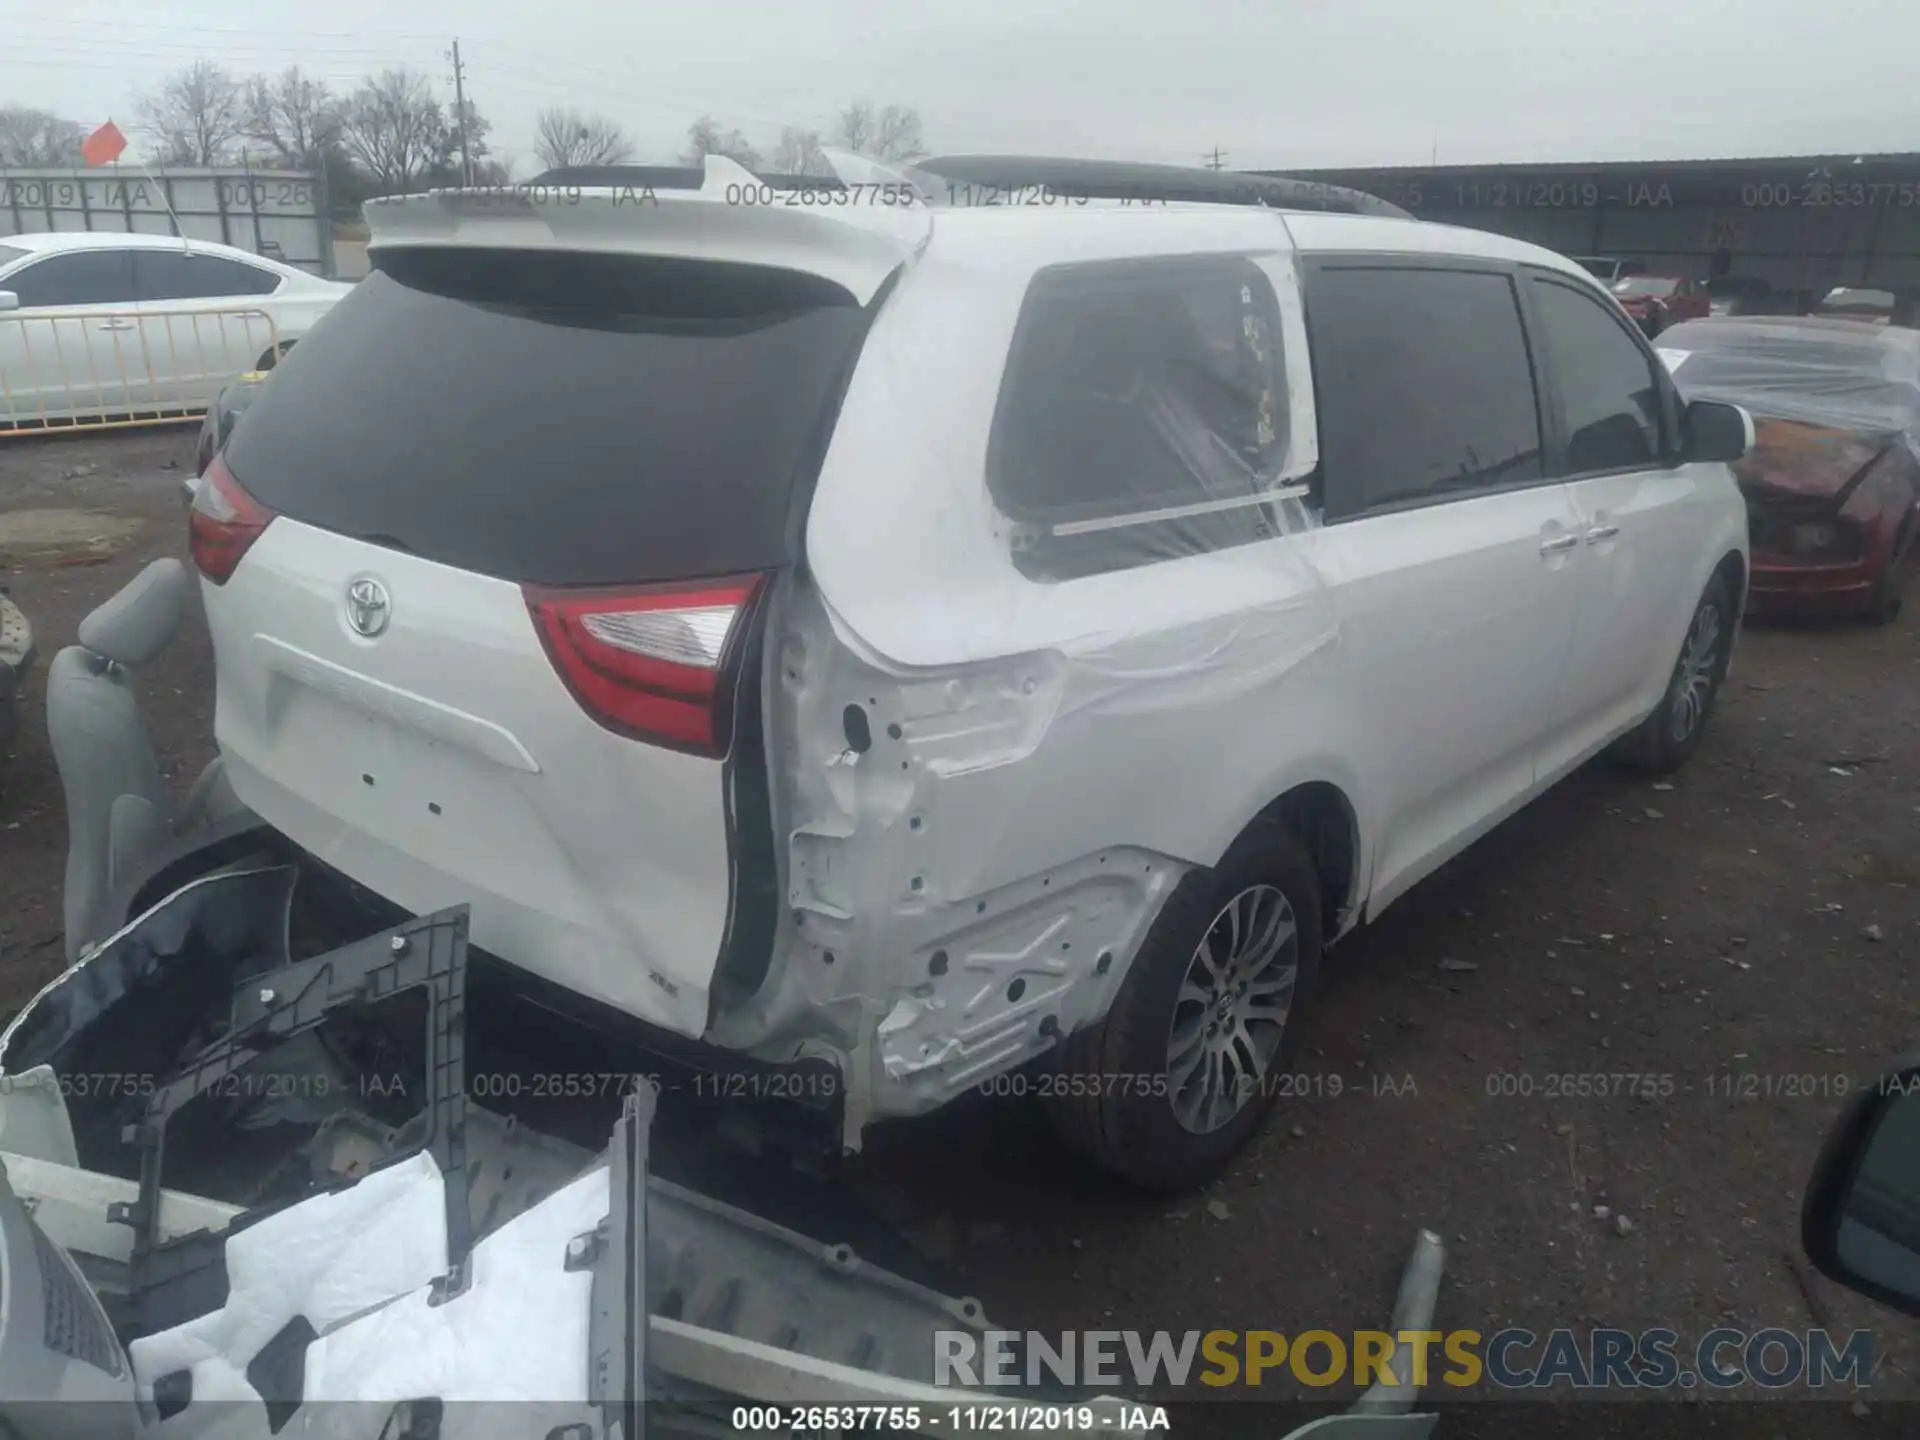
[1254,782,1358,930]
[1713,549,1747,617]
[255,338,295,370]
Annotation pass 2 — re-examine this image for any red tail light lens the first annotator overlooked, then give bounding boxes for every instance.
[524,575,766,758]
[189,454,276,584]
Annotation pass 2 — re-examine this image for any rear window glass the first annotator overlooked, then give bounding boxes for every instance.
[1613,276,1679,298]
[222,249,869,586]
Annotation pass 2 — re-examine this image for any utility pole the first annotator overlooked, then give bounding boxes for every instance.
[450,38,474,186]
[1204,147,1227,171]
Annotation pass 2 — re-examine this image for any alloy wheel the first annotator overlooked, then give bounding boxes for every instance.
[1670,599,1723,743]
[1165,883,1299,1135]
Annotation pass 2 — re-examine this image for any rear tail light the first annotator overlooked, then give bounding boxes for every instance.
[189,454,277,584]
[524,575,767,758]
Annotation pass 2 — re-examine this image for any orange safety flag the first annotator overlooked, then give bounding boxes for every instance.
[81,121,128,167]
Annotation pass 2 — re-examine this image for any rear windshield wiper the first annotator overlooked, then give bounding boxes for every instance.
[353,532,417,555]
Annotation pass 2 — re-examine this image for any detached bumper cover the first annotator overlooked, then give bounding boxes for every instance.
[0,867,1149,1433]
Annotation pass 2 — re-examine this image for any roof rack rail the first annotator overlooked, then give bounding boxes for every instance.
[528,164,842,191]
[912,155,1412,218]
[528,157,1411,219]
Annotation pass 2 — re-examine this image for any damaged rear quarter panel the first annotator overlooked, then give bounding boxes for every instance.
[706,215,1355,1131]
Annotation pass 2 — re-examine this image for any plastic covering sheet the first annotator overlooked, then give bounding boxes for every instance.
[807,233,1332,678]
[301,1167,606,1410]
[129,1152,450,1405]
[992,249,1321,583]
[1662,320,1920,456]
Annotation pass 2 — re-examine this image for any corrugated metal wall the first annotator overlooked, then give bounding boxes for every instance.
[0,166,333,277]
[1278,157,1920,299]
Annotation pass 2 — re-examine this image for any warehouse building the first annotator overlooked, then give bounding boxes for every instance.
[1273,152,1920,307]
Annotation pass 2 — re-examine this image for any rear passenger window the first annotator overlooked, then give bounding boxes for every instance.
[135,251,282,301]
[1528,276,1666,472]
[1304,266,1543,520]
[988,255,1300,580]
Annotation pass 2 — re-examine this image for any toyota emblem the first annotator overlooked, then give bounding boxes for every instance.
[345,577,391,638]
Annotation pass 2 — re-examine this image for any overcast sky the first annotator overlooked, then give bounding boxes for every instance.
[7,0,1918,175]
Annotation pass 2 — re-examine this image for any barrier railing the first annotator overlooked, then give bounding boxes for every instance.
[0,307,280,434]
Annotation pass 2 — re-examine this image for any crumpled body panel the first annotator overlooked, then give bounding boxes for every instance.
[708,217,1343,1132]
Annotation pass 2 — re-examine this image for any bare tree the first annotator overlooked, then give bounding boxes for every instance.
[0,106,84,166]
[137,60,248,166]
[338,69,447,196]
[245,68,340,173]
[834,101,925,162]
[680,116,761,171]
[434,96,491,184]
[770,126,828,176]
[533,108,633,170]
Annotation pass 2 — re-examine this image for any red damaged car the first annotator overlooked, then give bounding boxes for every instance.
[1659,316,1920,622]
[1610,274,1709,338]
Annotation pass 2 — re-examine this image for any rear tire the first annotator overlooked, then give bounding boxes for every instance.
[1615,571,1735,774]
[1868,527,1911,626]
[255,341,294,371]
[1043,821,1322,1193]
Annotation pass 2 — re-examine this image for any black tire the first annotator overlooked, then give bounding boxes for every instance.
[1867,526,1911,626]
[255,341,294,371]
[1043,820,1322,1192]
[1615,571,1736,774]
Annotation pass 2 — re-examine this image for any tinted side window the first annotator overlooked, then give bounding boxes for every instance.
[1528,277,1665,473]
[988,255,1294,579]
[1305,265,1543,519]
[8,250,137,308]
[136,251,282,301]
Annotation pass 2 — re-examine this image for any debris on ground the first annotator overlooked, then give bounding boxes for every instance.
[1439,958,1479,972]
[1206,1200,1231,1221]
[0,508,143,567]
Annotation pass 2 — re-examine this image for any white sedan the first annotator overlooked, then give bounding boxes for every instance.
[0,231,351,427]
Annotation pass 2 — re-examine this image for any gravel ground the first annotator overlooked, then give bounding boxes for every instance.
[2,429,1917,1433]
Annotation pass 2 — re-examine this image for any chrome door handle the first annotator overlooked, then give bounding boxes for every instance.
[1586,524,1621,543]
[1539,534,1581,555]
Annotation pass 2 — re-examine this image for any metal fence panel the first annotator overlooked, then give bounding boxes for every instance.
[0,307,279,434]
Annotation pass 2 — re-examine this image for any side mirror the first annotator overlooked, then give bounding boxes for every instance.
[1803,1058,1920,1319]
[1685,398,1753,463]
[0,291,19,314]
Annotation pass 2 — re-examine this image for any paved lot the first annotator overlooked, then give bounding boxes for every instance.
[3,429,1917,1428]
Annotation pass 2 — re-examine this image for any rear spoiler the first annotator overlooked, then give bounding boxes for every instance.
[364,156,932,305]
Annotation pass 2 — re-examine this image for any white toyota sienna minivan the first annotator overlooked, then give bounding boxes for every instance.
[187,158,1753,1190]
